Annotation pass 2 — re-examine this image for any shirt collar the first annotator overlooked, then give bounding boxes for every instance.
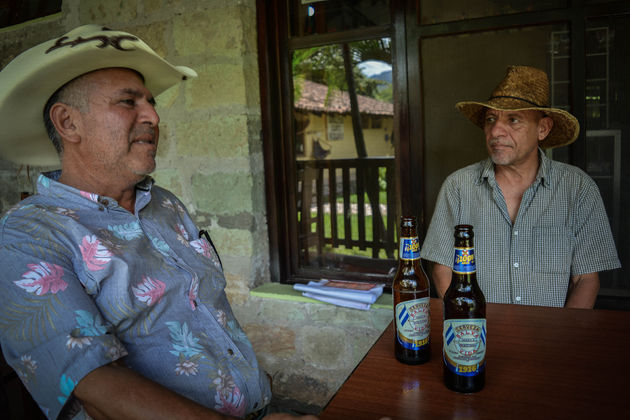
[477,148,551,188]
[37,171,155,208]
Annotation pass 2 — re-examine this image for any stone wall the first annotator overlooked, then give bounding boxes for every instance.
[0,0,392,414]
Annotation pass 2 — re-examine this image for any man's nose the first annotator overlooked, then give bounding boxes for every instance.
[489,119,507,137]
[139,101,160,126]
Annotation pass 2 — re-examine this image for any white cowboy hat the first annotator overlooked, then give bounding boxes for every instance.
[0,24,197,166]
[456,65,580,149]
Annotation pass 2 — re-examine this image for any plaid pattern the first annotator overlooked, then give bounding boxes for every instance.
[421,150,620,307]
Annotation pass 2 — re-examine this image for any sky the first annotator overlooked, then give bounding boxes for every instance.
[358,60,392,77]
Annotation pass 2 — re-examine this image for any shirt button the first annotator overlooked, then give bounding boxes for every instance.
[515,296,522,302]
[227,349,234,356]
[514,262,519,268]
[514,230,519,235]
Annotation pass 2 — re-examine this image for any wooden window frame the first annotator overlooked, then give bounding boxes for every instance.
[257,0,630,287]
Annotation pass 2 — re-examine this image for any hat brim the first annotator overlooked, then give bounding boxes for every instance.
[0,25,197,166]
[455,98,580,149]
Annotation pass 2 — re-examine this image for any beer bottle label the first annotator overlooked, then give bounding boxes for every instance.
[395,297,430,350]
[453,247,476,274]
[443,318,486,376]
[399,236,420,260]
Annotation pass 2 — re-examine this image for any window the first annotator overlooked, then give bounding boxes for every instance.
[258,0,405,286]
[0,0,61,28]
[258,0,630,307]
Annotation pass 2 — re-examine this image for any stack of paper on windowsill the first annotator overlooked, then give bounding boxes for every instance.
[293,279,385,310]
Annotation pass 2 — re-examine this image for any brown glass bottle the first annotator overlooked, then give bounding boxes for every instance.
[443,225,486,393]
[393,216,431,365]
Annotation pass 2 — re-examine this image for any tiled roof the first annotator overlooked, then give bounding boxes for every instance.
[294,80,393,116]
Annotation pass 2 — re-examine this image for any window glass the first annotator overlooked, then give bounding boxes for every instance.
[290,0,390,37]
[419,0,567,25]
[292,38,397,279]
[0,0,61,28]
[420,24,570,220]
[584,15,629,299]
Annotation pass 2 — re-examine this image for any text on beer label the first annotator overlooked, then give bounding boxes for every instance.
[452,247,476,274]
[443,318,486,377]
[399,237,420,260]
[395,297,430,351]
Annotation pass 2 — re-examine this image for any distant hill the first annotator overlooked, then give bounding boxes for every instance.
[370,70,392,83]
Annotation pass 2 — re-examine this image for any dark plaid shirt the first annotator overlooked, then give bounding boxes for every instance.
[422,150,620,307]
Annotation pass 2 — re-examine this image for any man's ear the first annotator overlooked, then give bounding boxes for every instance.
[49,103,81,144]
[538,116,553,141]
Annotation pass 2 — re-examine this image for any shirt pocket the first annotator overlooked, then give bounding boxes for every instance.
[531,226,574,275]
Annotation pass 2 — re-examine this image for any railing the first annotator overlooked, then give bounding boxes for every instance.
[296,157,397,265]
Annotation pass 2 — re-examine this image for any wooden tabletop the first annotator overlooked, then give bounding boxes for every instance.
[319,298,630,420]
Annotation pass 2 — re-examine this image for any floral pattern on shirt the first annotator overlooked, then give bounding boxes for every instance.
[80,235,112,271]
[214,370,246,417]
[132,276,166,306]
[0,172,271,419]
[15,262,68,295]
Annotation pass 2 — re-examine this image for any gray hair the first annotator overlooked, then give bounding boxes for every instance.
[43,75,90,156]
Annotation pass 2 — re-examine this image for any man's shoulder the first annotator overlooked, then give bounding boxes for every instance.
[547,159,597,188]
[147,184,191,212]
[443,159,487,184]
[0,195,53,241]
[149,184,183,202]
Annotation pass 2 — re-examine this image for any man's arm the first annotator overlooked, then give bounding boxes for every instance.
[431,263,452,298]
[75,362,318,420]
[565,272,600,309]
[74,362,235,420]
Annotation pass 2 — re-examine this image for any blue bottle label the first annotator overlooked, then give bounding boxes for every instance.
[443,318,486,377]
[399,237,420,260]
[453,247,476,274]
[395,297,431,350]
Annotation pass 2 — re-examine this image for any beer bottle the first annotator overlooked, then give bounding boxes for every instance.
[393,216,431,365]
[443,225,486,392]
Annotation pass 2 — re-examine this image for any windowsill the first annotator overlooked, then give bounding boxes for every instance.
[250,283,393,309]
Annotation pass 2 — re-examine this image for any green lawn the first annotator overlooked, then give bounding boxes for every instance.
[305,191,396,259]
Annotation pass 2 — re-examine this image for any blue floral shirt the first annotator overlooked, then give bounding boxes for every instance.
[0,172,271,419]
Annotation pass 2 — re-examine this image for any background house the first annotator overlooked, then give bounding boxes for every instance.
[295,79,394,160]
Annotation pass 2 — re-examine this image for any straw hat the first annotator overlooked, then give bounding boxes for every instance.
[0,24,197,166]
[456,65,579,149]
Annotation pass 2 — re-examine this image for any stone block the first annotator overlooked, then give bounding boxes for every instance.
[216,212,256,231]
[143,0,163,14]
[258,300,307,325]
[243,324,296,357]
[224,277,251,305]
[272,372,331,408]
[155,122,169,159]
[156,84,182,114]
[190,172,253,214]
[175,116,249,158]
[299,326,346,368]
[152,168,183,198]
[172,7,248,57]
[208,226,254,258]
[126,21,169,59]
[79,0,138,23]
[185,63,247,110]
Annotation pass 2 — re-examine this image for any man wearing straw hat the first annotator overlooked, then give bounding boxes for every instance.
[0,25,317,420]
[421,65,620,309]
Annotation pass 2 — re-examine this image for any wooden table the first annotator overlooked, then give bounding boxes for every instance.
[319,298,630,419]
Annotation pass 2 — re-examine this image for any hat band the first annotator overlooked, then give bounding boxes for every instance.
[488,95,547,108]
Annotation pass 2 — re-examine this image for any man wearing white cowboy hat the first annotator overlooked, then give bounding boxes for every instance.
[421,65,620,309]
[0,25,317,420]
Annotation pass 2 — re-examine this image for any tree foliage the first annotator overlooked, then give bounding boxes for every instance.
[292,39,392,104]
